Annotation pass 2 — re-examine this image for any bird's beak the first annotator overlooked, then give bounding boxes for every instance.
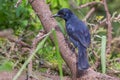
[52,13,60,17]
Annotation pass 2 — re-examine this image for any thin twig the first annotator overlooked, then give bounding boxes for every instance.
[0,30,31,48]
[15,0,22,8]
[93,18,106,32]
[103,0,113,54]
[83,7,96,22]
[28,30,45,79]
[77,1,103,9]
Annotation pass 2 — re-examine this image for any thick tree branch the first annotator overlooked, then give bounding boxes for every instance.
[0,70,71,80]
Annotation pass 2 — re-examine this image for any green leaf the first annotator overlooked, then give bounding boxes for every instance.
[51,0,58,8]
[16,6,22,17]
[53,30,63,80]
[0,60,13,71]
[59,0,69,8]
[57,22,66,35]
[101,36,106,73]
[76,0,80,5]
[22,20,28,26]
[95,0,100,2]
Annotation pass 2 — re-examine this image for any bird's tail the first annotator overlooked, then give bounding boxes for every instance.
[78,45,89,70]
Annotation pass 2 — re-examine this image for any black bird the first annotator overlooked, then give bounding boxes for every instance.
[53,8,91,70]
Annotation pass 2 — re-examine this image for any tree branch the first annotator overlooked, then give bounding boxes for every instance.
[83,7,96,22]
[14,0,22,8]
[0,30,31,48]
[103,0,113,54]
[77,1,103,9]
[28,30,46,79]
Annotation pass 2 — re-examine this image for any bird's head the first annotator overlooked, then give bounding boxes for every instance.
[53,8,73,21]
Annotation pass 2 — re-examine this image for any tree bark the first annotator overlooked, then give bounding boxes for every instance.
[28,0,119,80]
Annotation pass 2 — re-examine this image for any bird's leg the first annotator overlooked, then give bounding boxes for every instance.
[71,46,76,53]
[65,36,76,53]
[69,43,76,53]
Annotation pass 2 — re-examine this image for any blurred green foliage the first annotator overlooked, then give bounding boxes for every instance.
[0,60,13,71]
[0,0,120,78]
[0,0,42,36]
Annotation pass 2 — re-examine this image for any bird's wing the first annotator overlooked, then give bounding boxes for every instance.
[75,30,90,48]
[67,24,90,48]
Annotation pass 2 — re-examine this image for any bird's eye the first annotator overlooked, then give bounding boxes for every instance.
[59,12,65,16]
[62,12,65,16]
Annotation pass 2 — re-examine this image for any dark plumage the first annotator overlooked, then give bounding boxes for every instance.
[53,8,91,70]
